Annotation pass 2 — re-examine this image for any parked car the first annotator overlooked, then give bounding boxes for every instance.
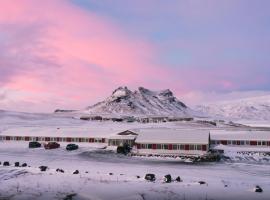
[66,143,79,151]
[29,141,41,148]
[44,142,60,149]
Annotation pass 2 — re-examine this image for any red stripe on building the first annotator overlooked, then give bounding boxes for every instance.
[202,145,207,151]
[221,140,227,145]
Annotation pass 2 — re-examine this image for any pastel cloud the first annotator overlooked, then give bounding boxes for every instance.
[0,0,167,112]
[1,0,270,112]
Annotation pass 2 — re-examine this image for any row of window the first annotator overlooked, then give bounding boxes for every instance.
[137,143,207,151]
[211,140,270,146]
[109,139,134,146]
[0,136,106,143]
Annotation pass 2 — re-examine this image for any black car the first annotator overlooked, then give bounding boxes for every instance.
[29,141,42,148]
[66,143,79,151]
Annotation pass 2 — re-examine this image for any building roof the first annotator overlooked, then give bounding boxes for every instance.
[210,130,270,141]
[134,128,210,144]
[108,135,137,140]
[0,127,124,138]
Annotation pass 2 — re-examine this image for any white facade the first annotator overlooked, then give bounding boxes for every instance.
[133,129,210,156]
[210,130,270,147]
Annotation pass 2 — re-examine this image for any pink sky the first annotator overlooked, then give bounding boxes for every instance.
[0,0,269,112]
[0,0,170,112]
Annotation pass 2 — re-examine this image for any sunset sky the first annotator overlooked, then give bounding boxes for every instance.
[0,0,270,112]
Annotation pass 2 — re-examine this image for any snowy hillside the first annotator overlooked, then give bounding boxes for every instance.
[85,86,193,117]
[195,95,270,120]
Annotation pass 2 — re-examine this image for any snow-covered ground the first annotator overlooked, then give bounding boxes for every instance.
[0,141,270,200]
[0,112,270,200]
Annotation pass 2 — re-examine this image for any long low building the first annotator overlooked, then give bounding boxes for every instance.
[131,129,210,156]
[0,127,117,144]
[1,127,269,157]
[211,130,270,147]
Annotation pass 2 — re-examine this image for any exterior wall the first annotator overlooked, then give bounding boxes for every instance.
[211,140,270,147]
[0,135,107,143]
[134,143,209,156]
[108,139,135,147]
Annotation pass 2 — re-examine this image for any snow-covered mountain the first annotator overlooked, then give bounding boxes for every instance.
[195,95,270,120]
[85,86,193,117]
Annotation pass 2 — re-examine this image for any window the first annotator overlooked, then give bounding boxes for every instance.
[157,144,162,149]
[228,141,232,145]
[189,145,195,150]
[258,141,262,146]
[148,144,152,149]
[196,145,202,150]
[94,138,101,143]
[232,141,237,145]
[240,141,245,145]
[180,144,185,150]
[202,145,207,151]
[172,144,177,150]
[163,144,168,150]
[262,141,266,146]
[245,141,250,145]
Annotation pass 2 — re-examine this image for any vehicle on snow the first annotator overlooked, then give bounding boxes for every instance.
[66,143,79,151]
[44,142,60,149]
[29,141,42,148]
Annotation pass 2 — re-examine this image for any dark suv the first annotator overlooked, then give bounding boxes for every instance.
[29,141,42,148]
[66,143,79,151]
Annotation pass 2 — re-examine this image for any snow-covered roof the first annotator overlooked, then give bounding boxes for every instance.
[0,127,124,138]
[210,130,270,141]
[134,128,209,144]
[108,135,137,140]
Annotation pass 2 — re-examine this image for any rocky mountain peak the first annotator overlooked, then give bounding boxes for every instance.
[158,89,173,97]
[85,86,192,117]
[111,86,132,100]
[138,87,152,94]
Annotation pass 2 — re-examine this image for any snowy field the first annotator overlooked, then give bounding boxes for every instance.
[0,113,270,200]
[1,141,270,200]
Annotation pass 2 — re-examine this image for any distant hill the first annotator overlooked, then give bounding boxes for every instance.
[195,95,270,120]
[84,86,194,117]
